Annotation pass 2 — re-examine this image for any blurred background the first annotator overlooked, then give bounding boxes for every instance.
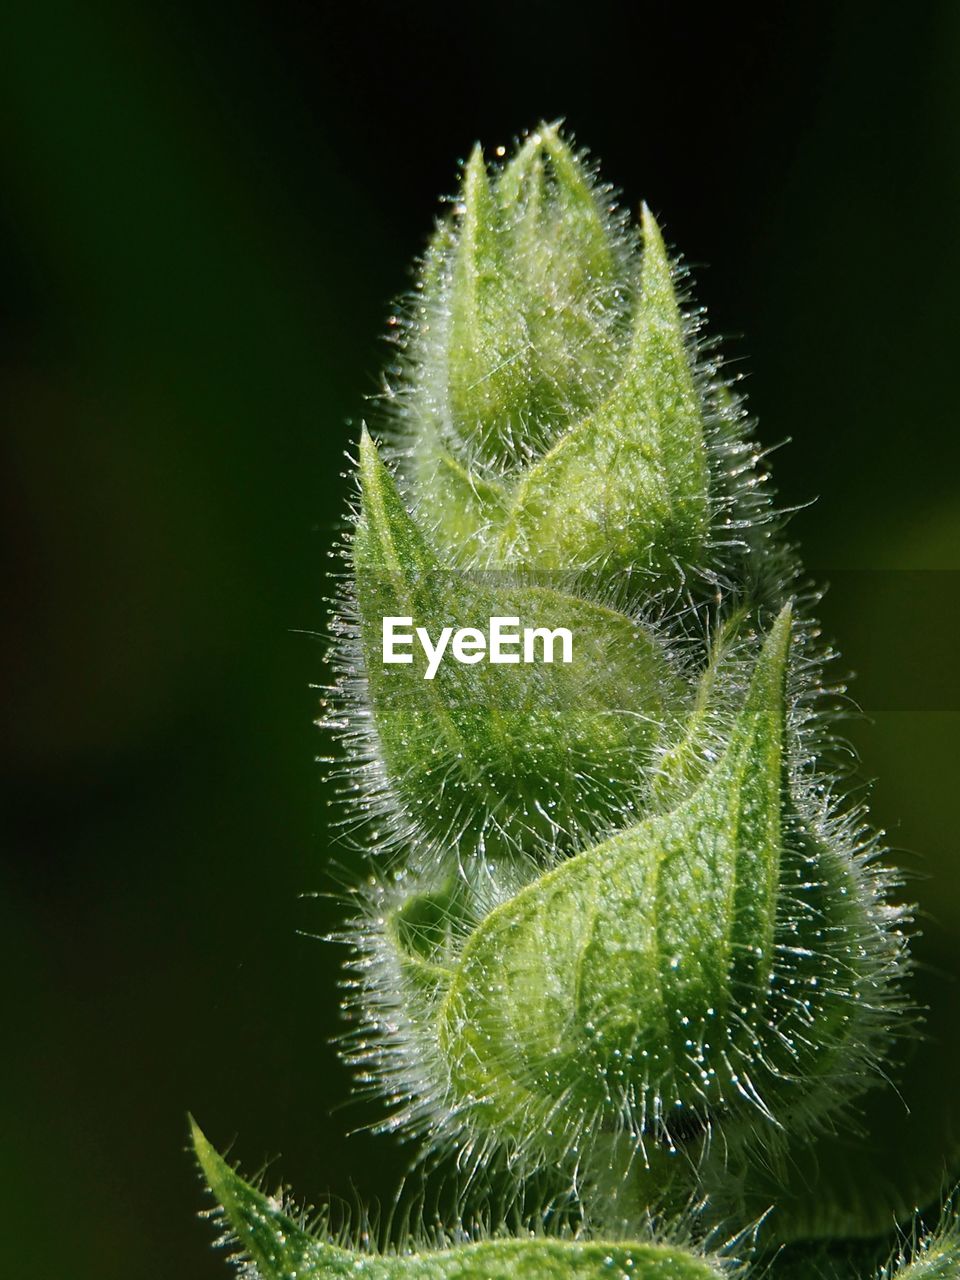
[1,3,959,1276]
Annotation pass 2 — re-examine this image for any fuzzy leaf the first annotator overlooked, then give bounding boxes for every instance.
[444,126,629,467]
[354,431,684,859]
[414,442,511,568]
[435,606,793,1156]
[385,872,469,993]
[498,207,709,588]
[424,601,904,1181]
[192,1119,728,1280]
[647,614,750,812]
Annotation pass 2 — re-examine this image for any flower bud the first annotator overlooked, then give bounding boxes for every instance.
[196,125,920,1280]
[405,128,714,595]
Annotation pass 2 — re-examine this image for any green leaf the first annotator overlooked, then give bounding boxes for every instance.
[498,206,709,590]
[405,602,907,1180]
[191,1118,729,1279]
[353,431,685,860]
[434,606,793,1157]
[192,1116,343,1278]
[412,440,511,569]
[384,872,468,994]
[443,126,630,467]
[359,603,905,1181]
[648,612,747,812]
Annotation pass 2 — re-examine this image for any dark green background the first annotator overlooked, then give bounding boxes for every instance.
[2,4,959,1277]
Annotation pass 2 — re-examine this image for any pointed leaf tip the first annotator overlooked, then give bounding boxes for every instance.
[189,1114,215,1173]
[640,200,660,240]
[190,1115,235,1209]
[442,127,625,466]
[743,601,793,716]
[192,1124,349,1280]
[354,430,437,597]
[357,423,378,476]
[639,203,679,311]
[459,146,493,244]
[191,1121,729,1278]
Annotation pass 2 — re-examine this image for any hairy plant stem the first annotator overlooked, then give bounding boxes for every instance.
[192,124,958,1280]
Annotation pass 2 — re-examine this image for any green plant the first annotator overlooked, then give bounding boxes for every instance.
[192,125,960,1279]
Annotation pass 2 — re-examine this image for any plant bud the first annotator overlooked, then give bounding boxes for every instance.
[405,129,714,595]
[196,125,922,1280]
[445,128,628,468]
